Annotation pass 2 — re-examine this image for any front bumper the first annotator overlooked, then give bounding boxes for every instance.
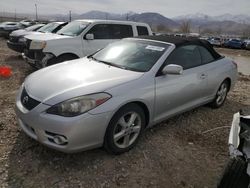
[7,41,25,53]
[15,92,113,153]
[22,50,55,69]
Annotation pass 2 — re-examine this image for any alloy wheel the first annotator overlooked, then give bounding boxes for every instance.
[113,112,142,149]
[216,82,228,106]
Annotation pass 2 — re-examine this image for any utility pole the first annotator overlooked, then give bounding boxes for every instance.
[126,13,129,21]
[14,9,16,21]
[69,10,71,22]
[35,4,38,20]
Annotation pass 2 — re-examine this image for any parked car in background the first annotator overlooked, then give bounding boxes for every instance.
[22,19,152,68]
[19,20,36,27]
[243,40,250,50]
[208,37,222,47]
[224,39,243,49]
[7,24,45,53]
[7,22,67,53]
[0,22,25,38]
[15,36,237,154]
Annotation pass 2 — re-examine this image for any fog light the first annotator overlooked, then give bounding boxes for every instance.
[53,135,68,145]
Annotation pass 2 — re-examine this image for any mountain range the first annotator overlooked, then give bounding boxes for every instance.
[2,10,250,35]
[173,13,250,24]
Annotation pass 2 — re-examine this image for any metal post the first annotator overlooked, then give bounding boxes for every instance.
[35,4,38,20]
[69,10,71,22]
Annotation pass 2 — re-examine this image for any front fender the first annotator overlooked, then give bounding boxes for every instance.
[43,39,83,58]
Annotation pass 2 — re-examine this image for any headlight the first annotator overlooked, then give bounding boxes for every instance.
[18,37,27,43]
[30,41,46,50]
[47,93,112,117]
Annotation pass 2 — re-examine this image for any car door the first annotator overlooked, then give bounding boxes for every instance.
[154,45,208,123]
[197,45,218,97]
[198,45,233,99]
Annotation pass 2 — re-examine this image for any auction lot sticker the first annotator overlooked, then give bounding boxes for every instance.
[146,45,165,51]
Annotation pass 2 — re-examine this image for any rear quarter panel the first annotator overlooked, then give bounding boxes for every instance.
[206,57,237,98]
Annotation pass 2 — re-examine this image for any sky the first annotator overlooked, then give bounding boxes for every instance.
[0,0,250,18]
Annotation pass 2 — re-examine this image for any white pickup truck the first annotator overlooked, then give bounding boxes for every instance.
[22,19,153,68]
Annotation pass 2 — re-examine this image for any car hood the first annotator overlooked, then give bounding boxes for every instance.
[24,58,144,105]
[25,33,71,41]
[10,30,38,37]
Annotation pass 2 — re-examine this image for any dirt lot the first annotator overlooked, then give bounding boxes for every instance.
[0,38,249,188]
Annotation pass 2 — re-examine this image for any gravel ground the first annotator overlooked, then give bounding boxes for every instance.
[0,38,250,188]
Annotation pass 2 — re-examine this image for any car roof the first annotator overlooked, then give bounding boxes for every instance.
[74,19,149,26]
[134,35,222,59]
[135,35,202,46]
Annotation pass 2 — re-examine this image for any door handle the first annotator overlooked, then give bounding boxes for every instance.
[200,73,207,79]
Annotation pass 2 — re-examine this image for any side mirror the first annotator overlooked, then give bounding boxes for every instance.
[85,33,94,40]
[162,64,183,75]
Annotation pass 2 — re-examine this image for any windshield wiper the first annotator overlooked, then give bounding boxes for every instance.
[102,61,128,70]
[88,56,127,70]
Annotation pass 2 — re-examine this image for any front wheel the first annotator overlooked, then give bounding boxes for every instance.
[210,80,229,108]
[104,104,145,155]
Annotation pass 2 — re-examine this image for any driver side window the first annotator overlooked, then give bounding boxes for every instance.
[165,45,202,70]
[86,24,110,39]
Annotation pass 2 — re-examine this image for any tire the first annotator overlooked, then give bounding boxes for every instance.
[54,54,78,64]
[104,104,146,155]
[210,80,229,108]
[218,157,249,188]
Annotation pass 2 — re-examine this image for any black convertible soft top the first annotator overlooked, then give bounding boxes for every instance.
[134,35,222,59]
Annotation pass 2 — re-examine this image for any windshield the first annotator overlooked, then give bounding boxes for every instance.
[37,22,60,33]
[91,39,169,72]
[25,24,44,31]
[57,21,88,36]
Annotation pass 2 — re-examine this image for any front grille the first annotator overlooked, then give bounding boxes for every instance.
[21,88,40,111]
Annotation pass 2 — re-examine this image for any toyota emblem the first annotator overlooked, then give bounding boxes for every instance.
[22,96,29,104]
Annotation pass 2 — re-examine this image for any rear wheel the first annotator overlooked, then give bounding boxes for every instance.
[218,157,249,188]
[210,80,229,108]
[104,104,145,155]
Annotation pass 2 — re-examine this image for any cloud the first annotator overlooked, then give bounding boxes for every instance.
[0,0,250,17]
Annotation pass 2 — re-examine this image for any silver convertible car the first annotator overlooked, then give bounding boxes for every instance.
[15,36,238,154]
